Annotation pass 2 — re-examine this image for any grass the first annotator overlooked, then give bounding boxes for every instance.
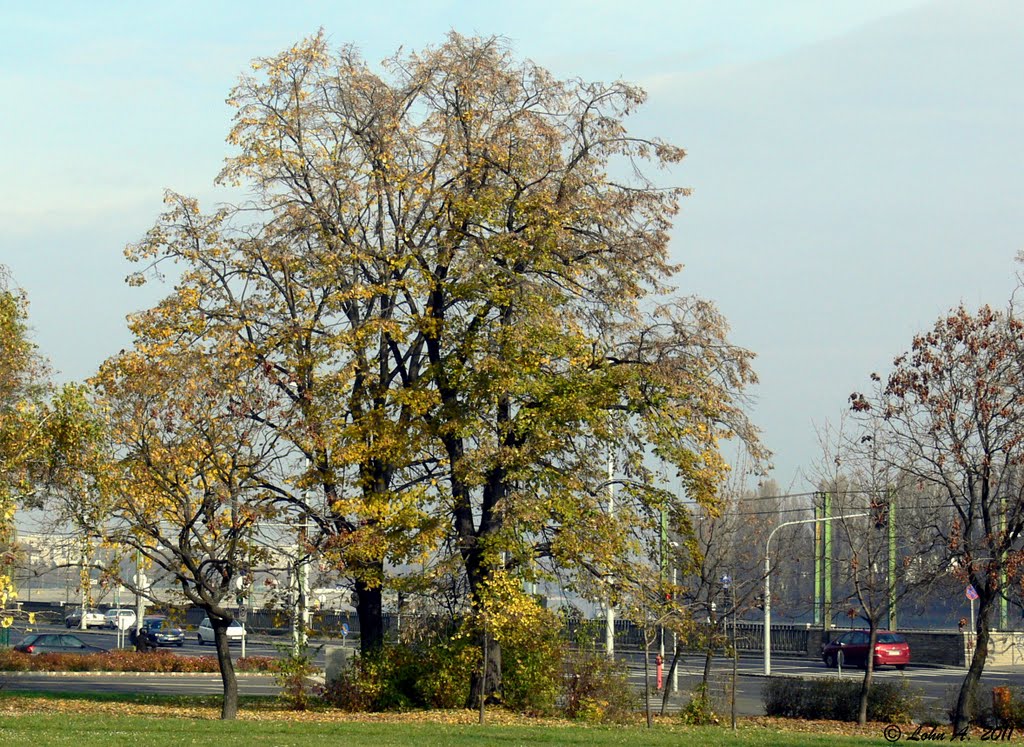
[0,691,895,746]
[0,714,892,747]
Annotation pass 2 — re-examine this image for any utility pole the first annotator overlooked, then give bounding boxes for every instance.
[764,512,867,675]
[292,518,310,655]
[605,451,615,660]
[813,500,822,626]
[1000,492,1008,630]
[888,489,897,630]
[823,491,833,630]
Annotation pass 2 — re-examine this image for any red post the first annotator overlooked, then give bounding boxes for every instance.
[656,654,663,690]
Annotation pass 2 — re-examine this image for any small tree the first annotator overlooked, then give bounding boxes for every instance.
[817,415,948,725]
[850,304,1024,731]
[93,344,272,720]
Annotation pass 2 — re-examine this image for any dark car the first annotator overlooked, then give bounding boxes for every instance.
[132,616,184,647]
[821,630,910,670]
[14,633,107,655]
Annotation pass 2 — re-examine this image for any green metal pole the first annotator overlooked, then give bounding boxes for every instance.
[813,500,822,627]
[1001,493,1007,631]
[888,489,897,630]
[823,491,832,630]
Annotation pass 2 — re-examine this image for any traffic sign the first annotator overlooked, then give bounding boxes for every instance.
[966,585,979,601]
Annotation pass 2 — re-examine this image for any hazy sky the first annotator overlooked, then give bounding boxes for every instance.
[3,0,1022,489]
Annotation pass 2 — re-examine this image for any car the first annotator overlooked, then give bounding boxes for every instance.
[821,629,910,670]
[14,633,107,655]
[132,616,184,647]
[103,608,137,630]
[197,617,246,645]
[64,607,105,629]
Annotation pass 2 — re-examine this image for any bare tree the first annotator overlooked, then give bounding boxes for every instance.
[850,304,1024,731]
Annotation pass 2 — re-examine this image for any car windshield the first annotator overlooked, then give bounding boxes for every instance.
[878,633,906,644]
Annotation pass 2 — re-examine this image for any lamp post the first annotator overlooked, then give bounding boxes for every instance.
[590,471,667,659]
[763,513,867,675]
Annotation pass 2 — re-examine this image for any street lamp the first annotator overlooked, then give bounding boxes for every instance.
[763,513,867,675]
[588,472,671,659]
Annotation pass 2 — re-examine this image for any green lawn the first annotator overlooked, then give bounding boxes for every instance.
[0,715,897,747]
[0,692,894,746]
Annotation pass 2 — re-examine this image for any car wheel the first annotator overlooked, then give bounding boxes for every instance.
[197,635,204,645]
[896,664,906,671]
[825,653,836,668]
[177,642,184,647]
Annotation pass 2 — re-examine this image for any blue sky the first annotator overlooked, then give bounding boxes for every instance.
[3,0,1021,489]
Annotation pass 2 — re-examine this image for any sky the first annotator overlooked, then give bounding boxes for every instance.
[3,0,1022,491]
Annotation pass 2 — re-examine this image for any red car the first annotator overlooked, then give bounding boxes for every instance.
[821,630,910,670]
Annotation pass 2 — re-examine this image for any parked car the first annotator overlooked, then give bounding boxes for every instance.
[131,616,184,647]
[14,633,107,655]
[821,630,910,670]
[103,608,137,630]
[64,607,105,629]
[197,617,246,645]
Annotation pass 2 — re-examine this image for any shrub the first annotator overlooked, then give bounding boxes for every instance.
[764,676,920,723]
[973,685,1024,727]
[476,573,565,715]
[678,683,720,726]
[0,649,276,674]
[561,646,638,723]
[321,644,426,712]
[415,637,477,709]
[274,648,318,711]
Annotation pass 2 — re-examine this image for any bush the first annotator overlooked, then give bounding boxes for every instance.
[321,644,429,711]
[475,573,565,716]
[561,646,637,723]
[678,683,720,726]
[764,676,920,723]
[0,648,276,674]
[274,648,319,710]
[414,638,478,709]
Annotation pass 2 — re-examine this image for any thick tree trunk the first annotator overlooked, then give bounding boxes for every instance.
[954,595,994,733]
[465,549,503,708]
[469,634,502,709]
[212,618,239,720]
[354,578,383,654]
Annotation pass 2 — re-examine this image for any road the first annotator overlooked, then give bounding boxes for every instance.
[13,626,1024,717]
[621,652,1024,718]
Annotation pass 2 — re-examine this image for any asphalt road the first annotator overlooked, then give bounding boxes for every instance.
[14,626,1024,718]
[620,651,1024,718]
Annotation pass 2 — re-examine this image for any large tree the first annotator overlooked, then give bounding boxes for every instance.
[125,31,762,701]
[850,304,1024,731]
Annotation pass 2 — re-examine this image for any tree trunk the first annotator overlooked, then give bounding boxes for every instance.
[354,578,383,654]
[212,618,239,720]
[469,633,502,709]
[954,594,994,732]
[702,645,714,688]
[660,642,682,716]
[643,636,653,728]
[858,627,878,726]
